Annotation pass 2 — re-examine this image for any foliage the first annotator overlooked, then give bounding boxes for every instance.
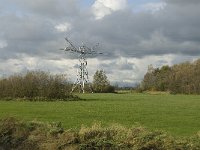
[0,71,74,100]
[140,59,200,94]
[92,70,115,93]
[0,117,200,150]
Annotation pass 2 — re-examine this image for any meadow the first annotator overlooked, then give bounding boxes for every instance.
[0,93,200,137]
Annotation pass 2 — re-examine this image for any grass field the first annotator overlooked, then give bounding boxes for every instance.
[0,93,200,136]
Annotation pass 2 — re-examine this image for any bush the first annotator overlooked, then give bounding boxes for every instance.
[0,117,38,149]
[0,118,200,150]
[0,71,74,100]
[92,70,115,93]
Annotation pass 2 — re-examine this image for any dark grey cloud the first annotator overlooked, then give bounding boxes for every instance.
[100,60,135,71]
[61,0,200,58]
[0,0,81,60]
[0,0,200,85]
[165,0,200,5]
[1,0,200,60]
[5,0,79,19]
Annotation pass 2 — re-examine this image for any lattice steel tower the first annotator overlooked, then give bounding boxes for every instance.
[60,37,102,93]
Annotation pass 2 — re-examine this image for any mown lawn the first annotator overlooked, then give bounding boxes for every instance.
[0,93,200,136]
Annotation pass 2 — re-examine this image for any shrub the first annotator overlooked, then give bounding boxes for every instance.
[0,71,74,100]
[0,117,200,150]
[92,70,115,93]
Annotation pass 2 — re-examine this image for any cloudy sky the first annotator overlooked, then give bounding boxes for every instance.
[0,0,200,86]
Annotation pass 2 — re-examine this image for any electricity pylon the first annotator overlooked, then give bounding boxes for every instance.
[60,37,102,93]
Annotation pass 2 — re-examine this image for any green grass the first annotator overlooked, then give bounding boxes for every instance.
[0,93,200,136]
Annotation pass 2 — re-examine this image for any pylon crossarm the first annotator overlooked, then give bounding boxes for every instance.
[60,37,102,93]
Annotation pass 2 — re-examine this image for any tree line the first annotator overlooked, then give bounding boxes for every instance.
[0,71,72,100]
[0,69,114,100]
[139,59,200,94]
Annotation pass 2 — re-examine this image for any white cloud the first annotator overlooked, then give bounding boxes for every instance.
[141,2,166,13]
[92,0,127,19]
[0,54,78,80]
[55,22,72,32]
[91,54,199,86]
[0,53,199,86]
[0,40,8,48]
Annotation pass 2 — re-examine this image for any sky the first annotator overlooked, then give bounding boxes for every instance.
[0,0,200,86]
